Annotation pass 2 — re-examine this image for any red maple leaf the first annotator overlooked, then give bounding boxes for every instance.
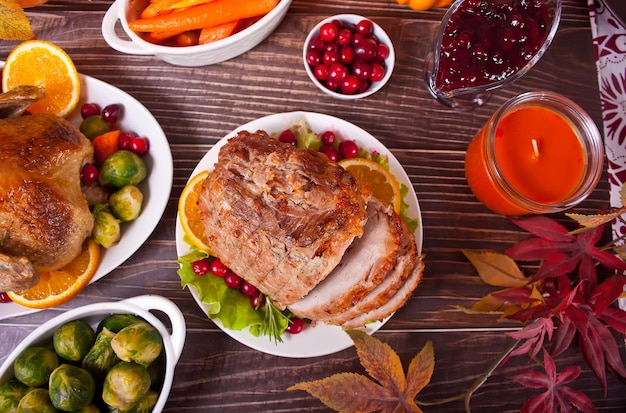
[505,216,626,293]
[503,276,626,395]
[509,351,597,413]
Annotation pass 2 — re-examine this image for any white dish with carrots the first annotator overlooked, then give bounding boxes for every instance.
[102,0,292,66]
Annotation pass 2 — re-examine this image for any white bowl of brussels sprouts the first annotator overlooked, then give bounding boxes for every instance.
[0,295,186,412]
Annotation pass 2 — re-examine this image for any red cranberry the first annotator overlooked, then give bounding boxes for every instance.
[101,104,121,123]
[352,61,371,81]
[337,28,353,46]
[118,131,136,150]
[192,258,210,276]
[328,62,348,82]
[319,22,339,42]
[306,49,322,66]
[313,64,329,81]
[323,50,339,65]
[224,272,242,289]
[240,281,258,297]
[0,292,11,303]
[80,103,101,119]
[339,140,359,158]
[340,46,355,64]
[355,19,374,36]
[341,75,361,95]
[251,293,265,309]
[286,317,304,334]
[354,38,378,62]
[321,130,336,145]
[80,163,98,185]
[209,258,229,277]
[369,63,386,82]
[130,137,150,156]
[320,145,339,162]
[279,129,297,145]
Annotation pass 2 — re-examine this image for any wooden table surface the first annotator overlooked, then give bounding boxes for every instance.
[1,0,625,412]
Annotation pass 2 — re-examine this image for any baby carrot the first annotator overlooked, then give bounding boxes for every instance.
[199,20,240,44]
[129,0,279,33]
[140,0,216,19]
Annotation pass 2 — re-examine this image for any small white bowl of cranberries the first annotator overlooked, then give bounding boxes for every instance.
[303,14,395,99]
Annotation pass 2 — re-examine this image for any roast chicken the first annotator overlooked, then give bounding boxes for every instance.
[0,113,95,291]
[198,130,424,328]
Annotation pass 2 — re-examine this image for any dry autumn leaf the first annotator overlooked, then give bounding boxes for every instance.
[0,0,35,40]
[462,250,529,287]
[565,208,626,234]
[288,330,434,413]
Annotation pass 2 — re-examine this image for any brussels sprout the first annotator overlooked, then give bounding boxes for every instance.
[109,185,143,222]
[48,364,95,411]
[53,320,96,362]
[96,314,144,334]
[102,362,150,411]
[109,388,157,413]
[98,151,146,188]
[0,379,31,413]
[14,347,59,387]
[16,388,57,413]
[110,323,163,368]
[81,328,120,380]
[91,205,121,249]
[79,115,110,140]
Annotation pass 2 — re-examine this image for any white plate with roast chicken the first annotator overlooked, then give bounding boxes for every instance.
[0,69,173,320]
[175,111,423,357]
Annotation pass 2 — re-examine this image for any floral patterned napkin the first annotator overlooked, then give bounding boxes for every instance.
[587,0,626,307]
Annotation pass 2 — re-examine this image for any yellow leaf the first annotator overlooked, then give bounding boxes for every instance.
[348,329,407,393]
[0,0,35,40]
[405,340,434,401]
[462,250,528,287]
[620,184,626,207]
[287,372,395,413]
[566,208,626,234]
[289,331,430,413]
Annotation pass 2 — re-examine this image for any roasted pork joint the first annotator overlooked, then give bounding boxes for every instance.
[0,114,95,289]
[199,130,371,308]
[198,130,424,327]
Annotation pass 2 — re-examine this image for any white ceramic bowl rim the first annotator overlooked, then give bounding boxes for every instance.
[110,0,292,55]
[303,14,396,100]
[0,295,186,413]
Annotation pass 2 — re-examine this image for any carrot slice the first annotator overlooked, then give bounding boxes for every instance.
[198,20,240,44]
[129,0,279,33]
[92,130,121,165]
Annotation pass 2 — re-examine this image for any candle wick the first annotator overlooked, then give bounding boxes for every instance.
[531,138,539,159]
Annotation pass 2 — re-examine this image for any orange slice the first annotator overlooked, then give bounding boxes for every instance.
[339,157,402,213]
[178,170,211,252]
[7,239,100,309]
[2,40,80,118]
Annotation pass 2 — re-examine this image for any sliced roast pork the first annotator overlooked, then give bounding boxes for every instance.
[288,198,404,320]
[197,130,370,308]
[288,198,424,327]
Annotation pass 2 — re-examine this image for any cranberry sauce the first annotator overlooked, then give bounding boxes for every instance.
[434,0,550,92]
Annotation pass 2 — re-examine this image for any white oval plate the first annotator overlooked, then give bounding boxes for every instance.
[175,111,422,358]
[0,68,173,320]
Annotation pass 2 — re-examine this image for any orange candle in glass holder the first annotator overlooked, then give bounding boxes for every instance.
[465,91,604,216]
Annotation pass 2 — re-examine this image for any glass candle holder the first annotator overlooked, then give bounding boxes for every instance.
[425,0,562,110]
[464,91,604,215]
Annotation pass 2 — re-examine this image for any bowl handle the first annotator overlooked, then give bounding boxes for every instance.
[101,0,154,56]
[123,295,187,363]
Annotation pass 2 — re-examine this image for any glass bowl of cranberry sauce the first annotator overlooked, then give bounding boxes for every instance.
[303,14,395,100]
[425,0,562,109]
